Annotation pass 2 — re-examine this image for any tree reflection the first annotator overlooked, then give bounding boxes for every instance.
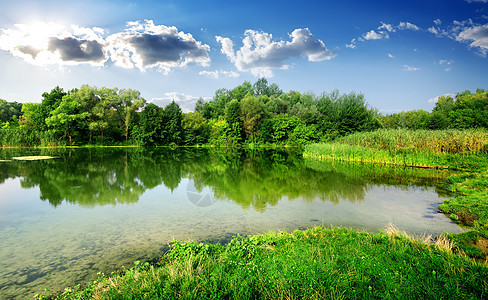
[0,147,451,210]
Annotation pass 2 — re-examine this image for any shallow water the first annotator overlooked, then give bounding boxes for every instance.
[0,147,461,299]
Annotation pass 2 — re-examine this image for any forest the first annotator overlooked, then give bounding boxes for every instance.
[0,79,487,147]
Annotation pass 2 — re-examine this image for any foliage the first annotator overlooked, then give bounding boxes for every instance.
[0,98,22,123]
[162,100,183,145]
[382,89,488,131]
[37,227,488,300]
[2,84,487,147]
[182,111,210,145]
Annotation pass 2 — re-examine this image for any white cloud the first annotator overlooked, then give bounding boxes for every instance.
[444,67,452,72]
[434,19,442,26]
[149,92,211,113]
[353,21,420,48]
[0,22,108,66]
[427,19,488,57]
[363,30,387,40]
[378,22,396,32]
[398,21,420,31]
[388,53,394,58]
[346,38,357,49]
[428,94,454,104]
[465,0,488,2]
[216,28,335,77]
[106,20,210,73]
[428,26,440,36]
[0,20,211,73]
[402,65,420,71]
[455,24,488,56]
[199,69,240,79]
[439,59,454,65]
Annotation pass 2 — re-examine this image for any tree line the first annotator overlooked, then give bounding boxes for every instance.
[379,89,488,130]
[0,79,486,147]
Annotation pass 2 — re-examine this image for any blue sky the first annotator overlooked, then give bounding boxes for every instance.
[0,0,487,113]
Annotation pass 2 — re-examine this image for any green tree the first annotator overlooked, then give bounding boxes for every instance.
[139,103,164,145]
[91,87,120,142]
[45,95,90,144]
[225,99,243,141]
[240,95,264,141]
[230,80,253,100]
[432,95,455,116]
[0,99,22,123]
[428,111,449,129]
[19,103,43,130]
[40,86,67,130]
[117,89,146,141]
[163,101,183,145]
[182,112,209,145]
[195,98,206,114]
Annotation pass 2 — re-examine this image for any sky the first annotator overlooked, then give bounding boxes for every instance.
[0,0,487,113]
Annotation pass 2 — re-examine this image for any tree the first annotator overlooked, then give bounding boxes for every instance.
[225,99,243,141]
[91,87,120,142]
[139,103,164,145]
[432,95,455,116]
[195,98,206,114]
[163,101,183,145]
[240,95,264,141]
[69,85,98,141]
[40,86,67,130]
[428,111,449,129]
[117,89,146,141]
[253,78,283,97]
[201,101,216,119]
[0,99,22,123]
[182,112,209,145]
[19,103,43,130]
[230,81,253,100]
[45,95,90,144]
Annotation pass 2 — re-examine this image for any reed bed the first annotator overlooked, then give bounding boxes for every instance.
[304,129,488,168]
[338,129,488,154]
[304,143,450,168]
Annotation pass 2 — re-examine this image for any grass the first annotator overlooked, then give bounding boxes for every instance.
[304,129,488,169]
[338,128,488,153]
[35,226,488,300]
[304,128,488,263]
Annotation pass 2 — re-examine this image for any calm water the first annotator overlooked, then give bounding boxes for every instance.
[0,147,461,299]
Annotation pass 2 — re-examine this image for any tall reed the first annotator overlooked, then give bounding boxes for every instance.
[338,129,488,154]
[304,129,488,168]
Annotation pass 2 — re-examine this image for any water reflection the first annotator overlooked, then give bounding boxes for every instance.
[0,147,451,210]
[0,147,459,300]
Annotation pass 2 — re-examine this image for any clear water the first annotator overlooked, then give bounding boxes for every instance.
[0,147,462,299]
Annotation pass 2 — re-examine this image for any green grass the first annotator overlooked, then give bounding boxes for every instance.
[338,128,488,153]
[303,142,454,168]
[36,226,488,300]
[304,129,488,263]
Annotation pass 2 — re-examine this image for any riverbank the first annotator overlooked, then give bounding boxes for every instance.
[304,129,488,261]
[32,129,488,299]
[35,226,487,299]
